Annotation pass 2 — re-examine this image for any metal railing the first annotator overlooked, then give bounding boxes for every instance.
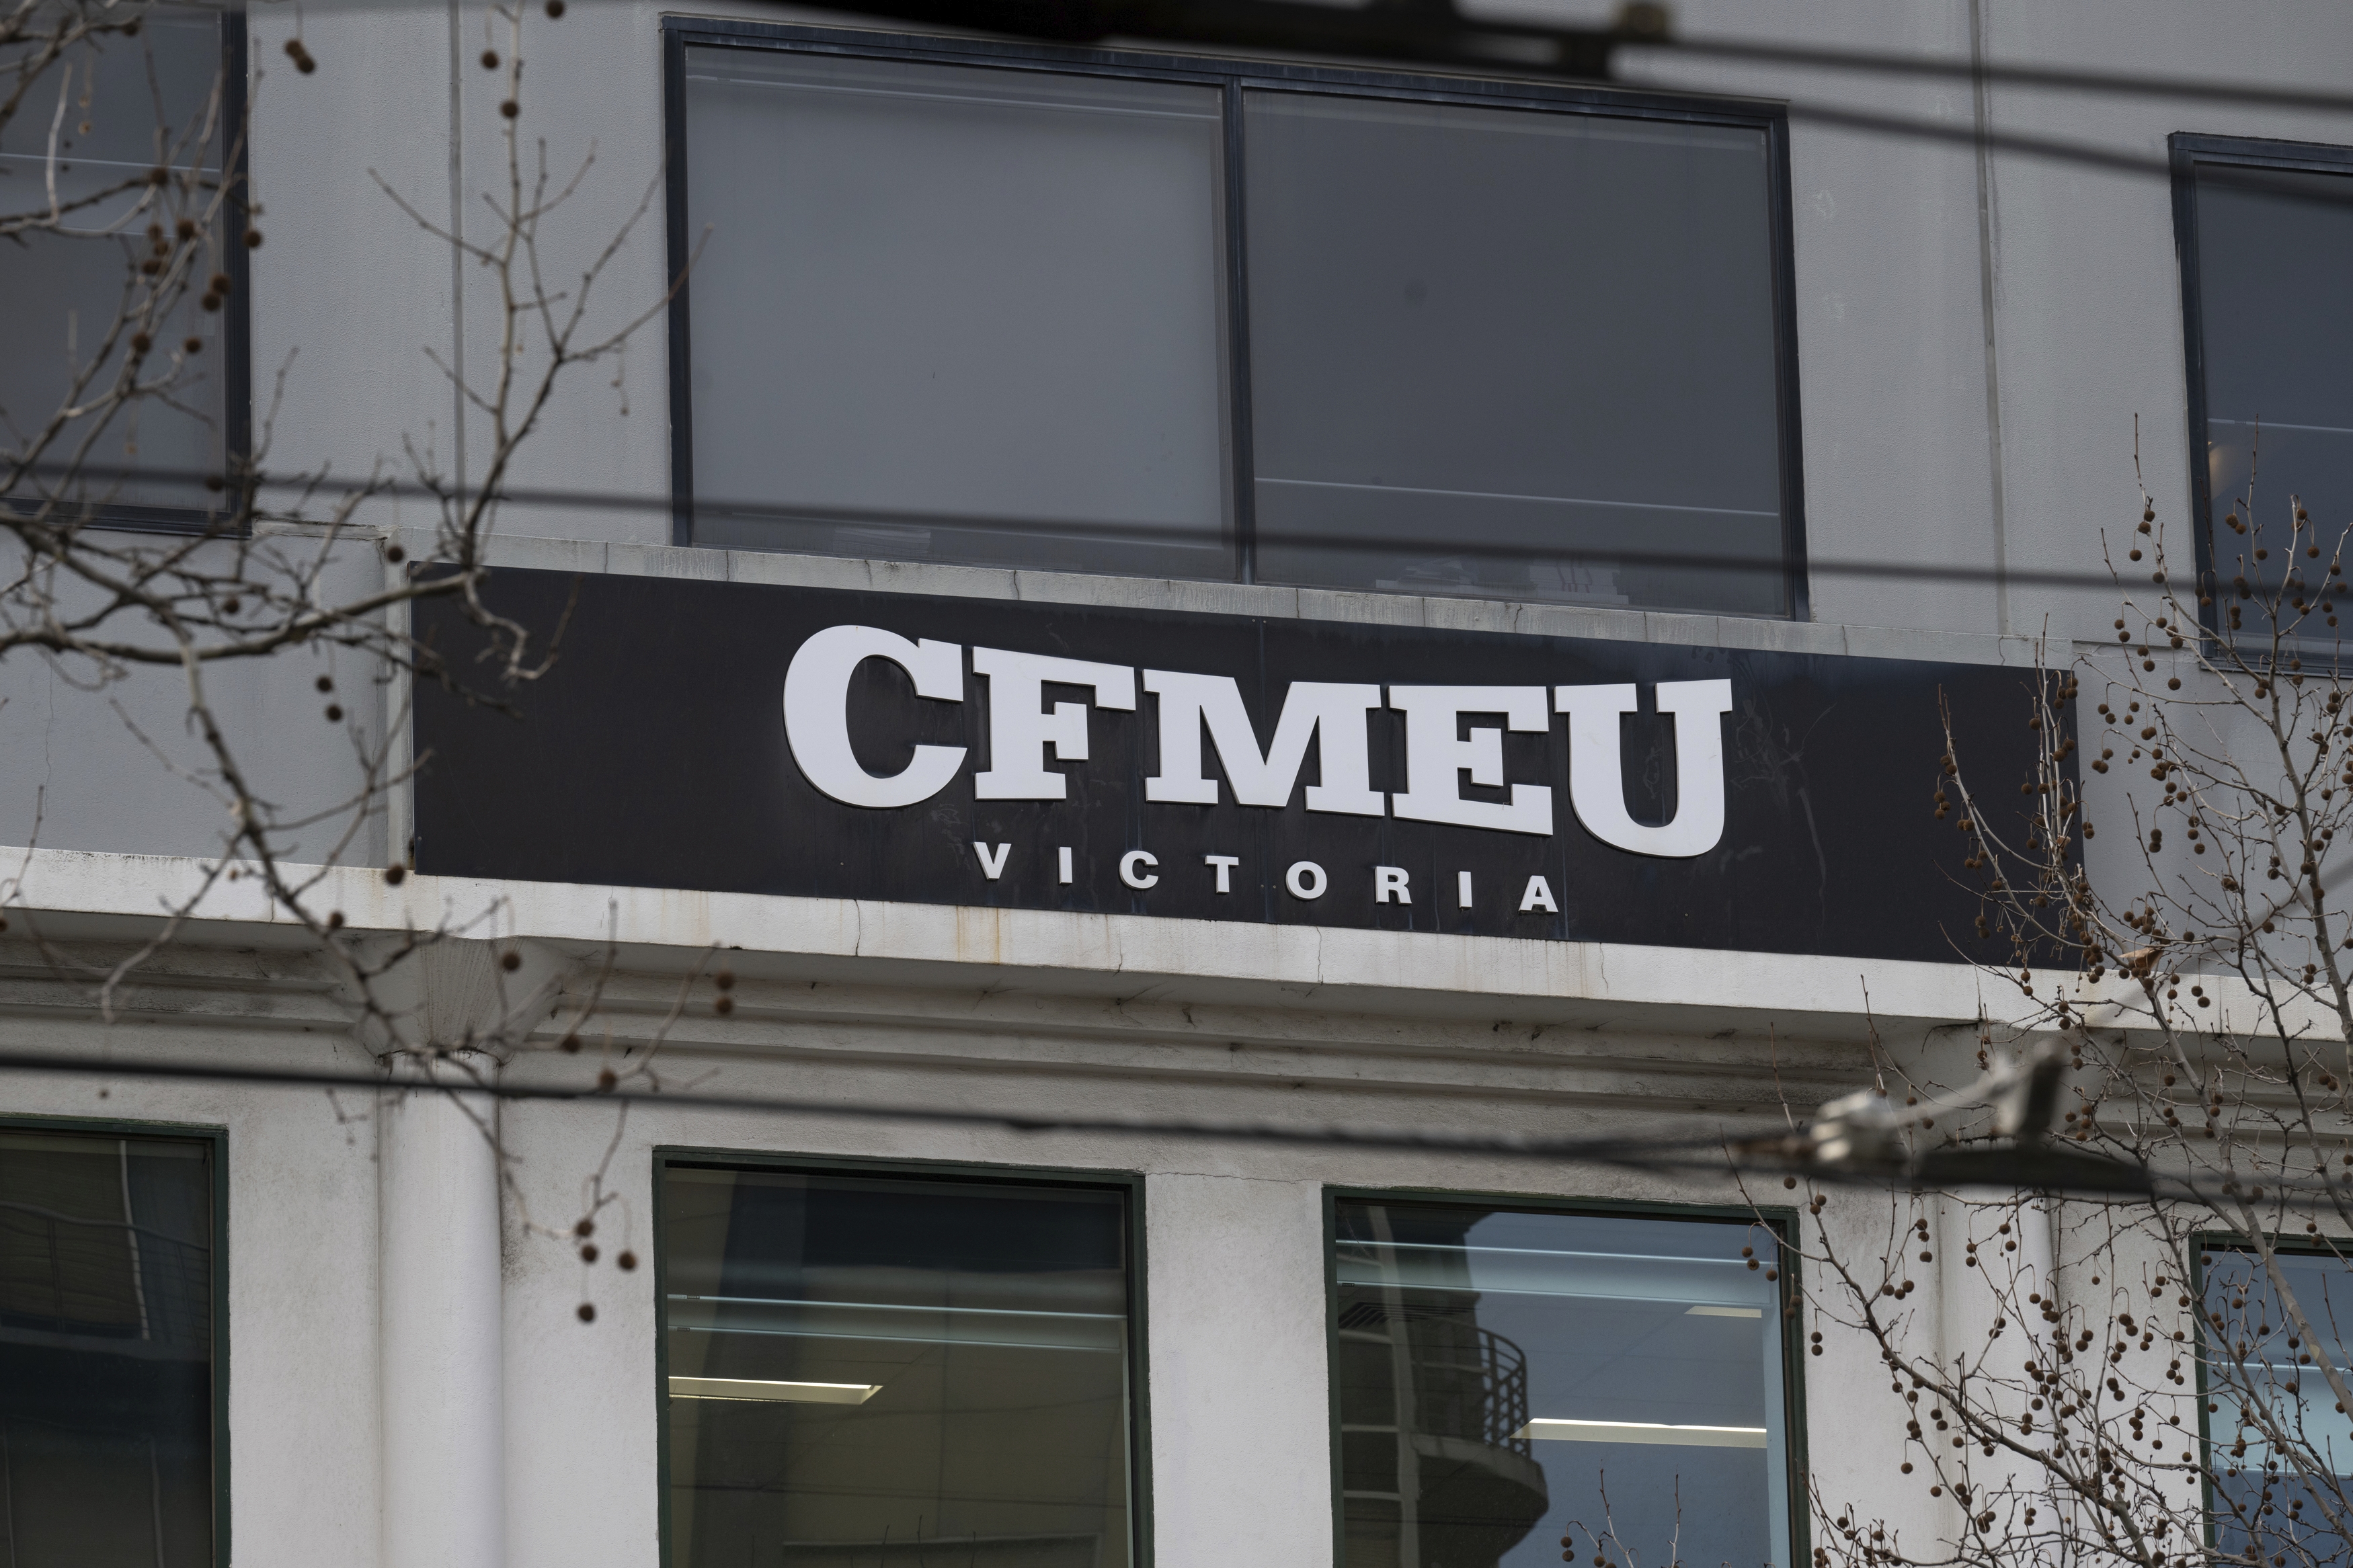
[1339,1298,1532,1458]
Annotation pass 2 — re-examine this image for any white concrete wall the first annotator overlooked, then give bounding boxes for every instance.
[1143,1173,1334,1568]
[0,1020,381,1568]
[6,3,2349,1565]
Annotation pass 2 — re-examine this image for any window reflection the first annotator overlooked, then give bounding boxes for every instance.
[681,49,1234,580]
[0,10,235,526]
[1244,95,1788,618]
[0,1128,217,1566]
[660,1165,1137,1568]
[2202,1248,2353,1565]
[671,41,1802,617]
[2184,153,2353,642]
[1334,1200,1791,1568]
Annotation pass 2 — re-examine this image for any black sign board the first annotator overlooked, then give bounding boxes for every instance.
[413,569,2056,964]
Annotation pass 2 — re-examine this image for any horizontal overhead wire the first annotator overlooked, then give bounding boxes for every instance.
[17,462,2325,600]
[9,5,2353,605]
[0,1046,1747,1166]
[0,1046,2336,1203]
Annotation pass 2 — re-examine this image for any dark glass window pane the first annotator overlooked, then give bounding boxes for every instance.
[661,1165,1137,1567]
[682,48,1232,578]
[2203,1249,2353,1563]
[1244,94,1788,618]
[1334,1200,1791,1568]
[2190,155,2353,632]
[0,1128,216,1566]
[0,11,233,524]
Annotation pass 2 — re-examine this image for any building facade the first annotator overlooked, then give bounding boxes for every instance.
[1,1,2351,1565]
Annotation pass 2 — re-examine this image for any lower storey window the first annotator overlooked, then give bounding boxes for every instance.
[0,1126,218,1566]
[2203,1246,2353,1562]
[660,1161,1138,1567]
[1333,1198,1794,1568]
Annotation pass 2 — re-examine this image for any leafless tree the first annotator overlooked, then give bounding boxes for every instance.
[1,0,709,1266]
[1784,432,2353,1568]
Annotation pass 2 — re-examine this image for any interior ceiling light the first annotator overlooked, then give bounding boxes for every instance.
[1684,1305,1763,1318]
[667,1376,881,1405]
[1516,1417,1767,1449]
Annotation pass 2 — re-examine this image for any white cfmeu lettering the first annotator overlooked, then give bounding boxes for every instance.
[1388,686,1554,835]
[1143,671,1384,815]
[783,626,967,809]
[1555,679,1734,858]
[1373,866,1410,904]
[787,625,1738,866]
[1119,850,1160,889]
[972,647,1135,800]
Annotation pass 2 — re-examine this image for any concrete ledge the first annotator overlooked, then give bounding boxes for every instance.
[0,846,2022,1037]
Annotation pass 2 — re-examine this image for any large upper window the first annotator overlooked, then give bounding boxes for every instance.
[1331,1197,1796,1568]
[659,1160,1140,1568]
[2174,136,2353,636]
[668,26,1803,618]
[0,1125,221,1566]
[0,9,245,530]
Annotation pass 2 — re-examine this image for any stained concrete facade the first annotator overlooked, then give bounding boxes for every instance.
[3,2,2351,1565]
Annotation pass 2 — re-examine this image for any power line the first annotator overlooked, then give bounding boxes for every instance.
[0,1046,1743,1167]
[1636,30,2353,115]
[770,0,2353,117]
[740,0,2353,197]
[13,1,2353,606]
[151,0,2353,116]
[21,462,2312,599]
[4,1046,2344,1204]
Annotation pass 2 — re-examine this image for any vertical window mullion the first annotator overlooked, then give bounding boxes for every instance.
[223,6,252,509]
[1224,77,1257,585]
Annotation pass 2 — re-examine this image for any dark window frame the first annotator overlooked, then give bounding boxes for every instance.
[1320,1185,1809,1568]
[660,19,1810,621]
[2188,1231,2353,1556]
[649,1147,1154,1568]
[2170,131,2353,645]
[5,7,251,538]
[0,1112,231,1565]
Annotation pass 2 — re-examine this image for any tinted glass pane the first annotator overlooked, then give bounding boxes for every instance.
[2204,1248,2353,1563]
[0,1129,216,1566]
[0,11,232,522]
[683,49,1232,578]
[1244,93,1788,617]
[2192,158,2353,632]
[661,1166,1136,1567]
[1334,1200,1790,1568]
